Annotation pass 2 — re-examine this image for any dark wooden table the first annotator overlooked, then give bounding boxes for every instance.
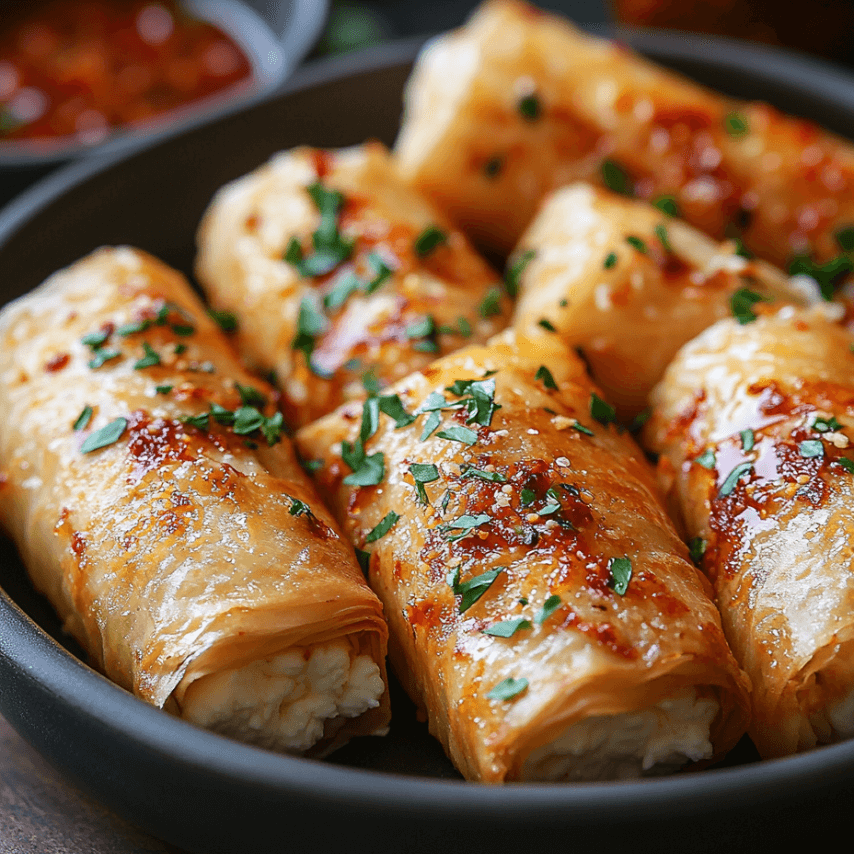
[0,713,188,854]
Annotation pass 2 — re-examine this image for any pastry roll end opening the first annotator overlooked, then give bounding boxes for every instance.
[520,686,720,782]
[174,636,387,756]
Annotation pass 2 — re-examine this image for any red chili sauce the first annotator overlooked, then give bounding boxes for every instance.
[0,1,251,145]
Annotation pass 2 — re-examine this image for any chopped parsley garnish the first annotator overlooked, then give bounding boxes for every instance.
[80,417,127,454]
[837,457,854,473]
[535,365,557,390]
[437,425,478,445]
[414,225,447,257]
[604,252,618,269]
[73,405,93,431]
[359,397,381,446]
[626,235,647,253]
[479,286,503,318]
[505,249,536,297]
[534,594,562,624]
[364,252,394,294]
[323,272,362,311]
[688,537,707,564]
[718,461,753,497]
[236,384,267,408]
[285,182,354,277]
[799,439,824,458]
[654,223,672,253]
[788,254,853,301]
[517,93,541,120]
[365,511,400,543]
[733,237,753,259]
[608,557,632,595]
[406,315,439,353]
[600,159,632,196]
[441,513,491,541]
[570,420,594,436]
[183,412,210,430]
[133,342,161,370]
[538,317,556,332]
[836,226,854,253]
[361,369,381,394]
[170,323,195,336]
[629,408,651,434]
[409,462,440,502]
[695,449,716,469]
[174,343,187,355]
[520,488,536,505]
[730,287,772,324]
[724,112,749,136]
[482,618,532,637]
[378,394,416,428]
[653,196,680,218]
[208,309,238,332]
[292,297,329,375]
[439,317,473,337]
[740,429,755,452]
[88,349,120,369]
[450,566,504,612]
[82,330,110,349]
[813,415,843,433]
[420,410,442,440]
[341,440,385,486]
[487,677,528,701]
[288,498,312,517]
[461,466,507,483]
[590,392,616,426]
[300,458,323,473]
[117,319,150,336]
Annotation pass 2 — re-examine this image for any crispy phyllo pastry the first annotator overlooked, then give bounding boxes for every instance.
[396,0,854,271]
[646,305,854,757]
[296,331,750,782]
[195,141,509,428]
[511,184,814,419]
[0,247,389,757]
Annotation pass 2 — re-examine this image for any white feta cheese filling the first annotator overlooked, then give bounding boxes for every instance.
[520,687,719,782]
[180,640,385,753]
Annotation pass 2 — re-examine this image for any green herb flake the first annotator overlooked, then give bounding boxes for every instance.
[730,287,773,324]
[183,412,210,430]
[364,252,394,294]
[323,272,362,311]
[538,317,557,332]
[718,461,753,497]
[170,323,195,337]
[836,226,854,253]
[479,286,503,318]
[116,319,151,336]
[654,223,672,253]
[409,462,440,503]
[799,439,824,458]
[378,394,416,429]
[365,512,400,544]
[535,365,558,390]
[414,225,447,257]
[695,449,716,469]
[289,498,312,517]
[174,343,188,355]
[482,618,532,638]
[724,112,749,136]
[608,557,633,596]
[788,254,853,301]
[292,297,329,374]
[133,342,161,370]
[517,93,541,121]
[653,196,680,218]
[406,315,436,340]
[452,567,504,613]
[740,429,755,452]
[733,237,753,259]
[301,458,323,473]
[600,159,632,196]
[590,392,616,426]
[80,417,127,454]
[603,251,618,269]
[82,329,110,349]
[688,537,707,564]
[208,309,238,333]
[362,369,381,394]
[73,405,93,431]
[535,594,562,625]
[813,415,843,433]
[461,466,506,483]
[437,425,478,446]
[487,677,529,701]
[341,440,384,487]
[626,235,647,253]
[420,410,442,441]
[505,249,536,297]
[571,420,595,436]
[236,384,266,408]
[836,457,854,473]
[88,349,121,369]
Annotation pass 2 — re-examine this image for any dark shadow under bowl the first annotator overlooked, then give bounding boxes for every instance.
[2,30,854,854]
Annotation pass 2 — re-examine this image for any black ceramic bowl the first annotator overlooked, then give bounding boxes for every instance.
[2,30,854,854]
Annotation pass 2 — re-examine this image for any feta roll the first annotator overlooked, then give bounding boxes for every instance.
[296,330,750,782]
[0,247,389,757]
[646,306,854,757]
[195,141,509,428]
[511,183,813,419]
[396,0,854,267]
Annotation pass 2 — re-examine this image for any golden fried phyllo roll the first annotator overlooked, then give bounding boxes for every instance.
[396,0,854,269]
[0,247,389,757]
[646,305,854,758]
[195,141,509,428]
[511,183,814,419]
[296,330,750,782]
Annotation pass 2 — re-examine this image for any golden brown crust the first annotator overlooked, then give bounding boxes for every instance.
[195,141,509,428]
[296,330,750,781]
[0,247,389,754]
[397,0,854,265]
[646,307,854,756]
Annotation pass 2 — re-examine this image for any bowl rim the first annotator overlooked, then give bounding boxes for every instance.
[3,26,854,825]
[0,0,329,168]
